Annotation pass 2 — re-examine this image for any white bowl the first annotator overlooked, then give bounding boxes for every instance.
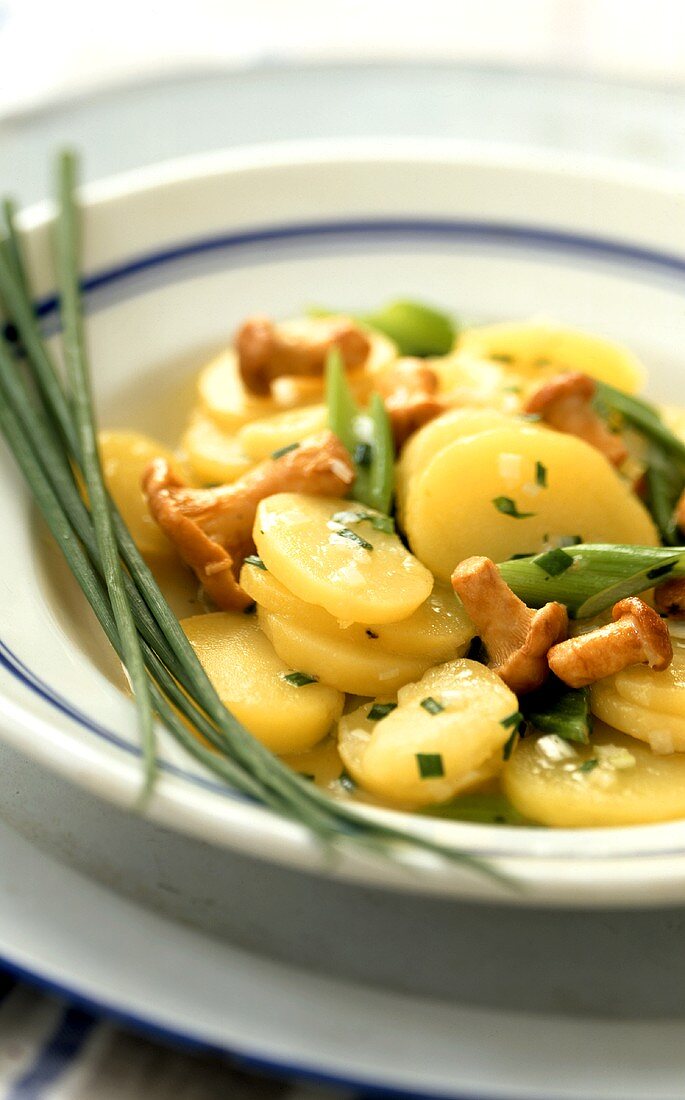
[4,139,685,909]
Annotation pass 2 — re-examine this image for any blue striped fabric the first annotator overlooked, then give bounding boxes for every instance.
[4,1007,98,1099]
[0,967,356,1099]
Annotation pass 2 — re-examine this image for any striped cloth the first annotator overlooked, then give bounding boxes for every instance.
[0,971,354,1100]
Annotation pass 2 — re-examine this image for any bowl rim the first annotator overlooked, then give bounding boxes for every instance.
[7,136,685,905]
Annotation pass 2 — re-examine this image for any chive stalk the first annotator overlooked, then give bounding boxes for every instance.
[0,165,507,882]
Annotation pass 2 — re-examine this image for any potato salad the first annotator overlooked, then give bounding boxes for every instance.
[101,303,685,828]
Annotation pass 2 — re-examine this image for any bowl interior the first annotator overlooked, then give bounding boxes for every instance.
[4,143,685,905]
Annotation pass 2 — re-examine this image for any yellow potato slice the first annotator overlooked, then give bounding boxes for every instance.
[403,423,658,582]
[337,659,517,808]
[237,404,328,461]
[591,678,685,753]
[503,722,685,826]
[282,737,344,788]
[198,349,278,430]
[396,406,512,519]
[240,561,474,662]
[254,495,433,624]
[431,352,509,405]
[458,320,645,393]
[181,612,342,754]
[181,409,253,484]
[99,430,181,564]
[259,608,434,696]
[593,635,685,719]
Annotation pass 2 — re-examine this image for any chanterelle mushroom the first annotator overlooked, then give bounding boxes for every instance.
[236,315,371,396]
[548,596,672,689]
[654,577,685,619]
[142,430,354,610]
[451,556,568,694]
[524,371,628,468]
[377,358,447,448]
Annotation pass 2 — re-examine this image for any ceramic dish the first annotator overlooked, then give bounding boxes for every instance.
[4,140,685,907]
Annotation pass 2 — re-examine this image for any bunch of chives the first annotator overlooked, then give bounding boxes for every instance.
[0,151,506,883]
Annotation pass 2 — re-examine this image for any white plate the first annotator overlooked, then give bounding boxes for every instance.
[4,809,685,1100]
[4,140,685,906]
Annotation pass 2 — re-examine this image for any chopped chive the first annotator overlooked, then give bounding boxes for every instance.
[535,460,547,488]
[331,509,395,534]
[416,753,445,779]
[532,547,574,577]
[502,726,521,761]
[282,671,318,687]
[533,357,551,367]
[502,385,522,393]
[335,527,373,550]
[519,413,541,423]
[577,758,599,774]
[244,555,266,570]
[493,496,536,520]
[368,701,397,722]
[489,353,514,363]
[271,441,300,460]
[420,696,444,715]
[353,441,373,467]
[338,769,356,792]
[366,629,379,639]
[501,711,523,730]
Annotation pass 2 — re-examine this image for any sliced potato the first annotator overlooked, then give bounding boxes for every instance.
[254,494,433,624]
[396,406,512,519]
[337,659,517,808]
[237,404,328,461]
[99,430,181,564]
[240,561,474,662]
[282,737,344,788]
[458,320,645,393]
[593,636,685,719]
[198,349,278,430]
[591,679,685,753]
[181,612,342,754]
[503,722,685,826]
[404,423,658,582]
[259,608,434,696]
[431,352,509,405]
[181,409,253,484]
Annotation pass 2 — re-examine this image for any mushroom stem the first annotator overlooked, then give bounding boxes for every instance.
[451,556,568,694]
[524,371,628,468]
[548,596,672,689]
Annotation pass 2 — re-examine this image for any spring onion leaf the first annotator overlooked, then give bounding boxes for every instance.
[325,349,394,514]
[416,753,445,778]
[501,711,523,730]
[594,381,685,463]
[500,544,685,618]
[361,299,456,357]
[521,682,592,745]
